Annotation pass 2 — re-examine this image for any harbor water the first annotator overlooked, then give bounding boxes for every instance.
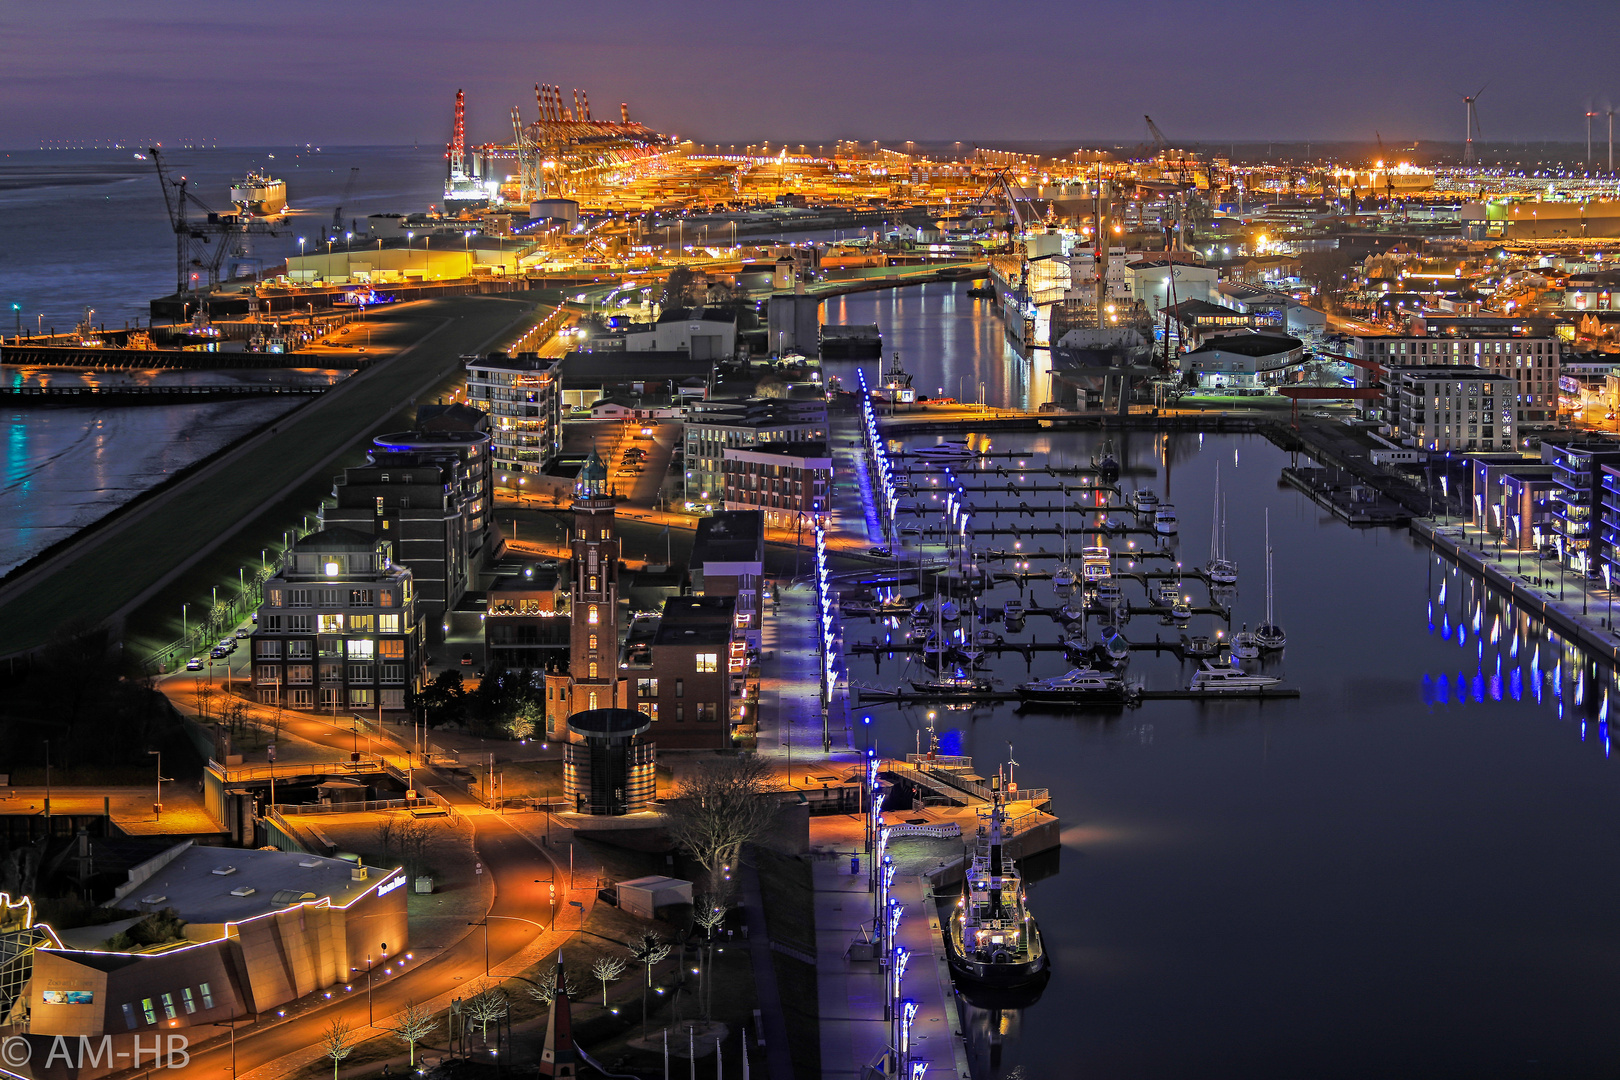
[826,284,1620,1078]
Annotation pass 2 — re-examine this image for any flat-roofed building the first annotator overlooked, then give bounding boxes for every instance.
[24,845,406,1045]
[624,596,738,749]
[251,528,425,714]
[720,441,832,528]
[1390,365,1517,452]
[691,511,765,647]
[463,352,563,484]
[1349,328,1562,430]
[684,397,827,504]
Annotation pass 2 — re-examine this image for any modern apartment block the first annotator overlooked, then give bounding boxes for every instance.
[251,528,425,713]
[323,430,493,640]
[720,441,832,528]
[462,351,563,485]
[1350,327,1562,430]
[623,595,739,750]
[1390,366,1517,452]
[1546,443,1620,574]
[683,396,827,503]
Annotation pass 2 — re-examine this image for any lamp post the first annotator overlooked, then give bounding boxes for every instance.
[148,749,163,819]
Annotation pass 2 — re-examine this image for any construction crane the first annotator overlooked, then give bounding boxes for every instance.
[330,167,360,241]
[149,147,281,296]
[1144,115,1170,154]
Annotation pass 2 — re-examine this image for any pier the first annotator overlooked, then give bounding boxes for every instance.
[0,343,372,370]
[0,384,331,405]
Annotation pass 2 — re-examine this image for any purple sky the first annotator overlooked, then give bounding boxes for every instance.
[6,0,1619,149]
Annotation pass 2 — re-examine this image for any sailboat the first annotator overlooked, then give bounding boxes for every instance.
[1255,509,1287,650]
[1206,465,1238,585]
[1232,622,1260,660]
[1052,501,1076,589]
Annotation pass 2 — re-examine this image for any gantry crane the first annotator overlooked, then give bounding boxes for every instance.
[149,147,281,296]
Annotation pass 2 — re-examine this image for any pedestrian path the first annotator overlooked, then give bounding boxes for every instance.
[810,817,967,1080]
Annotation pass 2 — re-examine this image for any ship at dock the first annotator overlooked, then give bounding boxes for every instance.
[945,764,1049,993]
[230,171,286,215]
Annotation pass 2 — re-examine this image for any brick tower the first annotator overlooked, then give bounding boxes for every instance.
[568,446,624,714]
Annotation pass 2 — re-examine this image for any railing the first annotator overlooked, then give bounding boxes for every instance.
[887,822,962,840]
[271,798,433,815]
[889,756,1050,809]
[209,754,391,783]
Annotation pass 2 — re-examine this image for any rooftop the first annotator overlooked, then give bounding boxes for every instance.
[108,847,396,927]
[692,512,765,568]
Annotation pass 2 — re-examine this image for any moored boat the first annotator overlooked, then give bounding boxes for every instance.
[1188,660,1281,692]
[1155,504,1179,535]
[945,770,1048,988]
[1017,666,1134,704]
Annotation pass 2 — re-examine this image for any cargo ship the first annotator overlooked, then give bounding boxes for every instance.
[230,171,287,215]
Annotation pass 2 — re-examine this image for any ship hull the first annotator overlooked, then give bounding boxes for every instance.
[944,918,1049,987]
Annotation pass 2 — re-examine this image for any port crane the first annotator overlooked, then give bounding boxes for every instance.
[329,166,360,241]
[148,147,281,296]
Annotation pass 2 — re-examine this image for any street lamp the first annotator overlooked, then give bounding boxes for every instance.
[147,749,164,819]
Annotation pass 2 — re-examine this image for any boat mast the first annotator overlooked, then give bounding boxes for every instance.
[1265,509,1274,627]
[1210,464,1221,565]
[988,770,1004,918]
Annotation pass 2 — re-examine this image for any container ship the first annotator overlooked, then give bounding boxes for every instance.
[230,171,287,215]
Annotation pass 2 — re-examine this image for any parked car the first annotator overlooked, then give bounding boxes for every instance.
[234,627,250,638]
[186,657,204,671]
[868,546,895,558]
[210,646,230,660]
[461,652,475,666]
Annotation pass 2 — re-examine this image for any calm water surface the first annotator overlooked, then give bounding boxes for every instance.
[834,284,1620,1078]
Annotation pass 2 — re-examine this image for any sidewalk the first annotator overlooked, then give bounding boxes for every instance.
[1422,517,1620,665]
[810,817,967,1080]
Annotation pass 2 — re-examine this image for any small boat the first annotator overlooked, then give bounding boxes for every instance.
[1003,599,1025,623]
[1155,504,1179,535]
[1181,634,1225,659]
[1052,564,1076,589]
[945,766,1048,988]
[1063,623,1091,646]
[1255,510,1287,650]
[1092,439,1121,481]
[911,667,994,695]
[1098,624,1130,660]
[939,600,961,623]
[911,604,932,627]
[843,601,881,617]
[1095,581,1124,608]
[1102,516,1124,533]
[1060,595,1088,621]
[1170,598,1193,621]
[920,630,946,659]
[1131,489,1160,513]
[1188,660,1281,693]
[974,628,1003,647]
[1155,579,1180,607]
[1231,623,1260,660]
[1017,667,1133,703]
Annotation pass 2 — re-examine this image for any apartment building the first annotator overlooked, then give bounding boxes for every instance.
[462,352,563,483]
[1350,328,1562,430]
[251,528,425,713]
[720,441,832,528]
[1390,366,1518,452]
[683,396,827,503]
[323,432,492,641]
[1546,443,1620,574]
[624,596,739,750]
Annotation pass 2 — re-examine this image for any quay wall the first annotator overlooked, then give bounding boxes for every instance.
[1413,519,1620,666]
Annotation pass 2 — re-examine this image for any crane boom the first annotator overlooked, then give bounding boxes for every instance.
[1144,115,1169,152]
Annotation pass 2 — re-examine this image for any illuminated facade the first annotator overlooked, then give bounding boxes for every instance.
[1390,366,1517,452]
[251,529,425,713]
[463,353,564,482]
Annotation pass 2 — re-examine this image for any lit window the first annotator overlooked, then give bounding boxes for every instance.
[346,639,375,660]
[589,662,598,678]
[600,529,609,539]
[199,984,214,1009]
[319,614,344,633]
[141,998,156,1024]
[588,605,599,625]
[379,614,400,633]
[324,560,341,577]
[181,988,196,1014]
[589,575,598,591]
[696,653,718,673]
[588,692,598,710]
[161,993,177,1020]
[589,634,598,650]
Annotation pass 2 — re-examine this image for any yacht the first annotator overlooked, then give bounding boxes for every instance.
[974,627,1003,647]
[1131,489,1161,513]
[1052,564,1076,589]
[914,440,974,462]
[1003,599,1025,623]
[1155,504,1179,535]
[1155,579,1180,607]
[1188,661,1281,693]
[1170,597,1193,621]
[1081,545,1113,583]
[1255,510,1287,650]
[1095,581,1125,609]
[1017,667,1133,704]
[945,769,1049,989]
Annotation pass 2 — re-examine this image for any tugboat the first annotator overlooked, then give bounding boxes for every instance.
[945,768,1048,990]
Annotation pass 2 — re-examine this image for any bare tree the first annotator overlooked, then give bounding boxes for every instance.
[465,982,509,1044]
[664,755,779,896]
[629,931,670,1037]
[193,682,216,723]
[590,954,627,1006]
[321,1017,356,1080]
[693,896,729,1021]
[525,960,581,1006]
[373,817,397,861]
[393,1000,438,1066]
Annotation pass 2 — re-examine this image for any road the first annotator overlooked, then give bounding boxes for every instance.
[0,294,545,659]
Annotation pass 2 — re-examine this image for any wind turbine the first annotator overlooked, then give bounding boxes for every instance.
[1586,106,1599,167]
[1461,83,1487,166]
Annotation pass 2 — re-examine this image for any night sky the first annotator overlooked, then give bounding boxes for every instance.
[5,0,1620,148]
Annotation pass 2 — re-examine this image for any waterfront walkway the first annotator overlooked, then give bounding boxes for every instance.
[1419,517,1620,665]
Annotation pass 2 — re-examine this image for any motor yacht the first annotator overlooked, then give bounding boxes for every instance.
[1155,504,1179,535]
[1188,661,1281,693]
[1017,666,1134,704]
